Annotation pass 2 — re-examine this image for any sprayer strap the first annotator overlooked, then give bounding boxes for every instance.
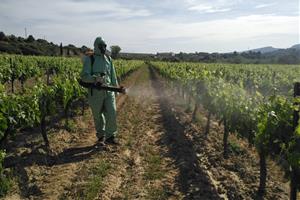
[89,54,111,96]
[90,55,95,74]
[90,55,95,96]
[105,54,112,62]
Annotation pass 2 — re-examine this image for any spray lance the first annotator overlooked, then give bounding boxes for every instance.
[78,73,127,94]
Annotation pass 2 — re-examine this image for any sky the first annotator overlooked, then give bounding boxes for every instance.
[0,0,299,53]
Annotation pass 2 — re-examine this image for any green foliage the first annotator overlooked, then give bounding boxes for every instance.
[0,151,11,197]
[110,45,121,59]
[152,61,300,190]
[255,95,294,155]
[0,32,6,41]
[0,32,82,56]
[120,48,300,64]
[0,54,143,198]
[0,54,142,143]
[229,141,244,155]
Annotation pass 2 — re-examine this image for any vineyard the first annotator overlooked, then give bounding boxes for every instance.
[0,55,299,199]
[0,55,142,198]
[151,61,300,199]
[0,55,141,145]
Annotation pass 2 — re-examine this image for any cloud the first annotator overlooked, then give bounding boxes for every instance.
[57,1,152,18]
[148,14,297,40]
[188,5,231,13]
[0,0,152,22]
[139,14,298,52]
[185,0,239,13]
[255,3,276,9]
[0,0,298,53]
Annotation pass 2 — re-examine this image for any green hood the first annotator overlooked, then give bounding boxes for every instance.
[94,37,107,55]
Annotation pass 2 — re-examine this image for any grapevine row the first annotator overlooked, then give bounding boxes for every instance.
[151,61,300,198]
[0,55,143,145]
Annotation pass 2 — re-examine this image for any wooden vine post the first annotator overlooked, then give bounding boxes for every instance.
[81,98,85,116]
[223,117,229,159]
[10,58,15,93]
[192,81,203,122]
[291,82,300,200]
[40,94,49,147]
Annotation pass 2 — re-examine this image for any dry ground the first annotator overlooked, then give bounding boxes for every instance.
[2,66,293,200]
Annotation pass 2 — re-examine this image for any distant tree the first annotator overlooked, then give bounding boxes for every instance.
[0,32,5,41]
[17,37,25,42]
[110,45,121,59]
[60,43,63,56]
[9,34,17,42]
[26,35,35,42]
[232,55,243,64]
[177,52,185,60]
[37,39,48,43]
[277,54,298,64]
[0,42,21,53]
[20,44,41,55]
[81,45,88,50]
[81,45,88,52]
[67,44,76,48]
[0,32,9,42]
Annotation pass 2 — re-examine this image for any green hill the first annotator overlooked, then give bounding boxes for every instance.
[0,32,84,56]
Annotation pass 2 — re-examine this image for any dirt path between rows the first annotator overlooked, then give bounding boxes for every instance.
[4,65,291,200]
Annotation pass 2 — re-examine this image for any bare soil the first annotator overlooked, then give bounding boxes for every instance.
[2,66,293,200]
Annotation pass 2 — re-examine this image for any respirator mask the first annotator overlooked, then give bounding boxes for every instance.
[98,44,107,54]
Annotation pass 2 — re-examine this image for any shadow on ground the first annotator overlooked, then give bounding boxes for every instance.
[149,66,222,200]
[4,142,103,198]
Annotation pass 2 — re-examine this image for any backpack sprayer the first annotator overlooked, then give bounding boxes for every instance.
[78,50,127,94]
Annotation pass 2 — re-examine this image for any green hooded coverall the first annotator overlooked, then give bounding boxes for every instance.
[80,37,118,139]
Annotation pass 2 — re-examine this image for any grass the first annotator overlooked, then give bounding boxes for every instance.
[0,175,12,197]
[143,144,168,199]
[125,134,134,148]
[146,187,168,200]
[0,151,12,197]
[83,161,111,200]
[143,144,165,181]
[64,119,77,132]
[229,141,244,155]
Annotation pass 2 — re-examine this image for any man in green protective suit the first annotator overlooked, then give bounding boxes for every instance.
[80,37,119,144]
